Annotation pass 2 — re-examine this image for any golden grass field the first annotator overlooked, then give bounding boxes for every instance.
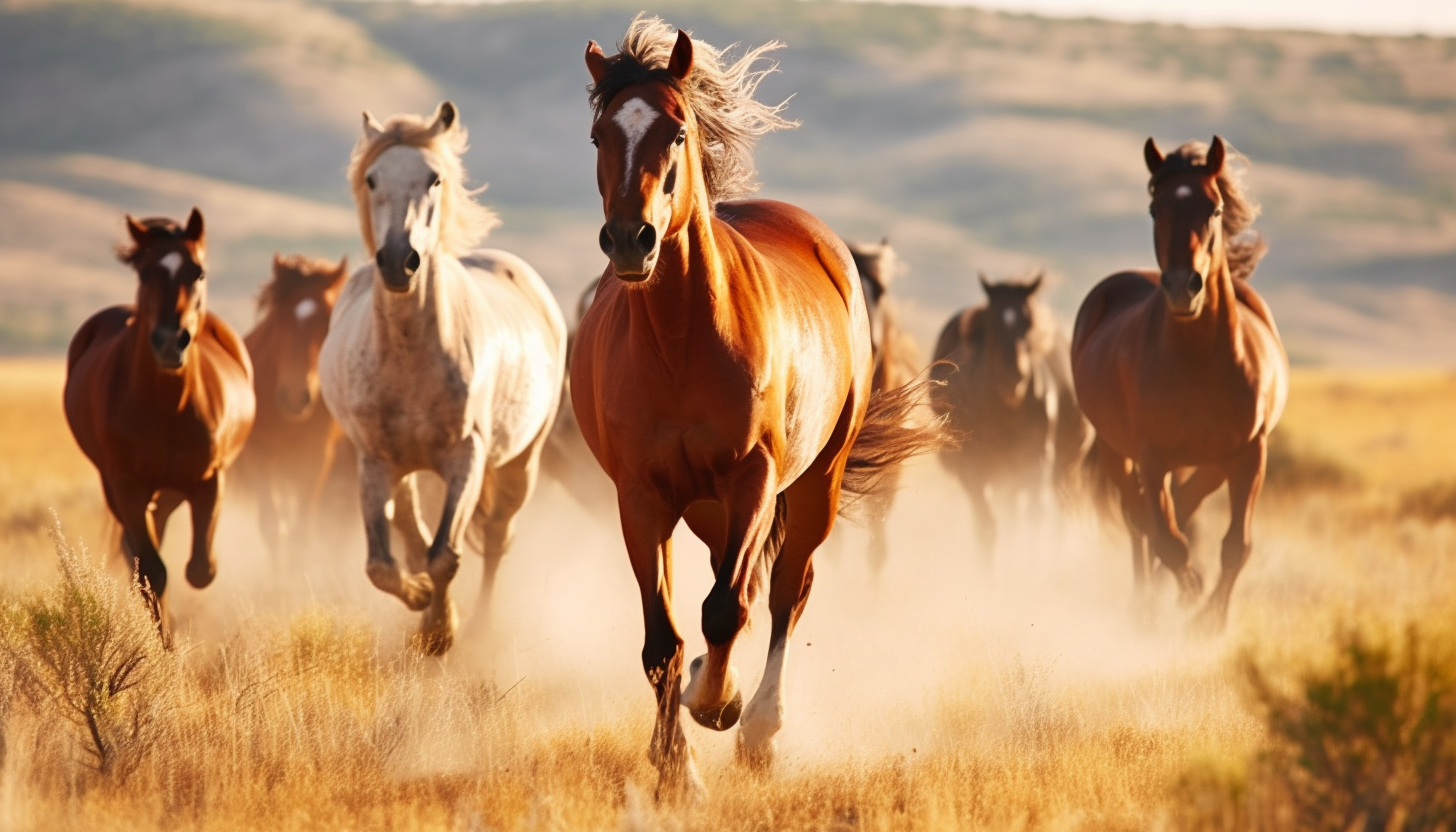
[0,357,1454,831]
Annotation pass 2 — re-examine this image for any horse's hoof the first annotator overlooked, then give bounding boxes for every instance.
[366,562,434,611]
[735,731,776,773]
[688,686,743,731]
[185,558,216,589]
[414,599,458,656]
[1176,567,1205,607]
[1188,603,1229,637]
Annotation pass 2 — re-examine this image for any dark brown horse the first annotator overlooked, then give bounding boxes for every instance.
[1072,136,1288,632]
[64,209,255,636]
[844,237,921,571]
[930,273,1090,564]
[234,254,351,557]
[577,18,943,798]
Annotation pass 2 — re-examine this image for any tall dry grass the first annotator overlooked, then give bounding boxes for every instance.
[1,359,1455,830]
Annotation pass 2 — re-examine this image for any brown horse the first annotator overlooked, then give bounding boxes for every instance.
[1072,136,1288,632]
[539,276,617,517]
[844,237,922,571]
[577,18,944,798]
[64,209,255,637]
[235,254,351,557]
[931,272,1090,565]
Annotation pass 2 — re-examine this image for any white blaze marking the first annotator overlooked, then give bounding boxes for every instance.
[294,299,319,320]
[1175,185,1193,198]
[159,252,182,277]
[612,97,659,195]
[1002,308,1018,327]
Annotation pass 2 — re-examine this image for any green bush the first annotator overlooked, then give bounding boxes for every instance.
[0,520,178,781]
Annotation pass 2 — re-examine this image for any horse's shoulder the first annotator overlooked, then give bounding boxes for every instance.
[1073,270,1157,347]
[1232,279,1281,339]
[715,200,857,304]
[461,249,567,341]
[202,313,254,380]
[67,305,132,373]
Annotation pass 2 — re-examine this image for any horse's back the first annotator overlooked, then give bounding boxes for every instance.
[714,200,860,311]
[459,249,568,350]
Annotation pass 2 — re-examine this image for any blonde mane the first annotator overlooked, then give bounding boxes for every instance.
[346,111,500,258]
[589,14,798,204]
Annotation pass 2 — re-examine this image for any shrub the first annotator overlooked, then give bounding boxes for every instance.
[1399,481,1456,524]
[1242,624,1456,831]
[0,520,178,781]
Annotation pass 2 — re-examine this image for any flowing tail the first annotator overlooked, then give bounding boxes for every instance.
[838,370,957,522]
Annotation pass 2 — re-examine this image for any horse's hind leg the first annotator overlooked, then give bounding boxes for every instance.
[411,434,489,655]
[466,437,544,632]
[359,456,432,612]
[1193,437,1266,634]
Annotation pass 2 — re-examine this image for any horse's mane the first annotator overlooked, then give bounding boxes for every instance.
[346,112,499,258]
[1149,140,1268,282]
[588,14,797,204]
[256,254,345,316]
[115,217,185,266]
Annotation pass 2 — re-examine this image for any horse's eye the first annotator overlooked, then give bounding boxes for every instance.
[1212,206,1224,218]
[674,129,687,147]
[366,174,377,190]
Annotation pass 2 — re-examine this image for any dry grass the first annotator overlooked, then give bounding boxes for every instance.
[1,359,1455,830]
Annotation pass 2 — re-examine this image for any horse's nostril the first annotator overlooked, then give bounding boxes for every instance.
[150,329,167,350]
[375,250,386,268]
[403,250,421,277]
[1188,273,1204,294]
[598,226,614,255]
[635,224,656,252]
[176,330,191,350]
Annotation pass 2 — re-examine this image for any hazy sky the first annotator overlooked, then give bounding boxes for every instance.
[894,0,1456,36]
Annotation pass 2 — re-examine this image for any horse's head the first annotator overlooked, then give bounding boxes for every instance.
[585,30,701,281]
[354,101,478,294]
[848,237,899,355]
[263,253,349,420]
[120,208,207,372]
[978,271,1044,406]
[1145,135,1229,319]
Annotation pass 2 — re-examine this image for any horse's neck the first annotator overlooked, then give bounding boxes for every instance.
[370,253,459,346]
[125,319,198,409]
[629,207,727,359]
[1162,262,1243,357]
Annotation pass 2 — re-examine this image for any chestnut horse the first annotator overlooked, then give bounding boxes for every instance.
[1072,136,1287,632]
[577,18,944,798]
[931,273,1090,565]
[319,101,566,655]
[235,254,351,557]
[64,209,255,637]
[844,237,921,571]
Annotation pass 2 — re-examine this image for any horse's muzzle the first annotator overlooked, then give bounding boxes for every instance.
[150,325,190,370]
[599,221,658,280]
[375,243,420,293]
[1161,269,1205,317]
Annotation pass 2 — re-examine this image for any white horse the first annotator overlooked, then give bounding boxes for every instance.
[319,101,566,654]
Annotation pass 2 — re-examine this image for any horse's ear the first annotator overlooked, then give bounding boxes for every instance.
[1206,135,1226,177]
[585,41,609,85]
[1144,137,1164,175]
[427,101,458,137]
[184,207,204,243]
[363,110,384,140]
[336,255,350,278]
[668,29,694,81]
[1027,272,1045,294]
[124,214,149,246]
[978,270,991,295]
[880,235,890,247]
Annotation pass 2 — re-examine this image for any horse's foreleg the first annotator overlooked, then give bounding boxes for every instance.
[620,488,700,802]
[1137,462,1204,605]
[107,478,171,642]
[959,467,996,568]
[468,440,543,635]
[183,476,220,589]
[391,474,432,574]
[1194,437,1265,634]
[415,434,486,655]
[683,455,777,734]
[360,456,432,612]
[1172,465,1227,543]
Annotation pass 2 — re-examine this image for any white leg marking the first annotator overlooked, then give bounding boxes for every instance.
[613,97,659,195]
[741,641,788,750]
[294,298,319,320]
[159,252,182,277]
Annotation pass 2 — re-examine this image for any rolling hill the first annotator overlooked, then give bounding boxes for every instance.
[2,0,1454,363]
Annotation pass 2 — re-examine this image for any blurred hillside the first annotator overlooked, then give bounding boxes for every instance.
[2,0,1454,364]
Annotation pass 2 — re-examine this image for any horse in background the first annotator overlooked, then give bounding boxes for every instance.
[319,101,566,655]
[539,276,617,518]
[930,272,1090,566]
[234,254,352,558]
[1072,136,1287,632]
[843,237,922,571]
[64,209,255,639]
[578,19,945,798]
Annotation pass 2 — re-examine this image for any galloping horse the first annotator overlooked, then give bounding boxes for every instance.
[577,18,944,797]
[64,209,255,637]
[319,101,566,654]
[539,276,616,517]
[930,273,1089,564]
[235,254,351,557]
[844,237,922,571]
[1072,136,1287,631]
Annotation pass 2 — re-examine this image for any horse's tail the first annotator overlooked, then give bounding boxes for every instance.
[1080,438,1126,526]
[838,371,956,522]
